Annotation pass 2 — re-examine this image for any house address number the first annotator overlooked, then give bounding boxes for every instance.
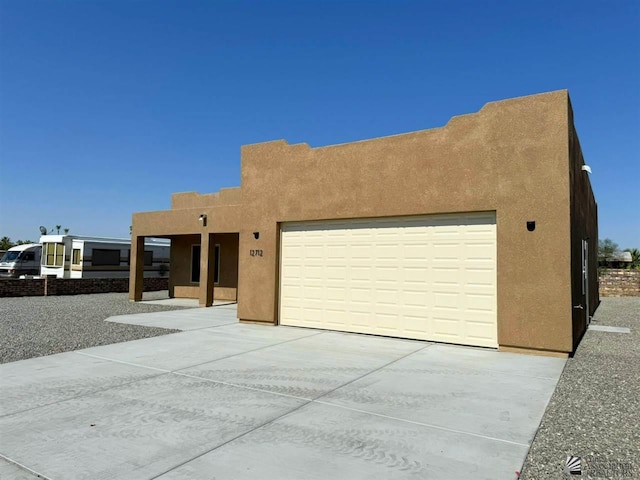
[250,249,263,257]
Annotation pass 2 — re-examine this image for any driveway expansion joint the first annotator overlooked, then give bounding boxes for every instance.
[0,453,53,480]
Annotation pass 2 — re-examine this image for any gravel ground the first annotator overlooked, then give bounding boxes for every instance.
[0,291,190,364]
[521,297,640,479]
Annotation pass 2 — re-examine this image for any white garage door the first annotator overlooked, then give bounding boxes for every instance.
[279,212,497,347]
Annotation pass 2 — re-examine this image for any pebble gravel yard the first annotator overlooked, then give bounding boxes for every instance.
[521,297,640,479]
[0,291,189,364]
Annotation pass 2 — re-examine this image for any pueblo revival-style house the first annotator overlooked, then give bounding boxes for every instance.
[130,90,598,357]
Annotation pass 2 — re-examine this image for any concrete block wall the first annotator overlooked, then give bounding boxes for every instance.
[0,277,168,298]
[0,279,45,297]
[599,269,640,297]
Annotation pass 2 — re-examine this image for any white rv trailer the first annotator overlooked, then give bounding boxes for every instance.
[39,235,170,279]
[0,244,42,278]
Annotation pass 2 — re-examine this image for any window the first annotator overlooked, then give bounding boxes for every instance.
[43,243,64,267]
[72,249,81,265]
[22,252,35,261]
[92,249,120,266]
[191,245,200,283]
[190,244,220,283]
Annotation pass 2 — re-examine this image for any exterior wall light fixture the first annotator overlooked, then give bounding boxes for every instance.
[253,232,260,239]
[198,214,207,227]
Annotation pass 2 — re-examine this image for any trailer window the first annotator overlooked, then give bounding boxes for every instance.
[92,249,120,266]
[72,249,81,265]
[43,243,64,267]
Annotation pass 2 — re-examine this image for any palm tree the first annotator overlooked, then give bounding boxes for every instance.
[0,236,13,250]
[64,228,69,235]
[624,248,640,269]
[56,225,61,234]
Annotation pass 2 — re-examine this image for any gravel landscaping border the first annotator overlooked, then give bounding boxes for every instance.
[521,297,640,479]
[0,291,190,364]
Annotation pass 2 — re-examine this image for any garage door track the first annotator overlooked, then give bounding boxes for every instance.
[0,306,565,479]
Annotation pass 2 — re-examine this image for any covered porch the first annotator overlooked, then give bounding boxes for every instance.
[129,203,241,307]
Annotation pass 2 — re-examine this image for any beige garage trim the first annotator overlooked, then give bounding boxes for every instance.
[279,212,497,348]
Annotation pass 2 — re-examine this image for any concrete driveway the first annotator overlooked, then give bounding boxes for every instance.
[0,306,565,480]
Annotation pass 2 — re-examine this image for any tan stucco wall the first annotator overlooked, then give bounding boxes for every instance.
[213,233,239,301]
[237,90,574,353]
[132,205,242,237]
[168,234,200,298]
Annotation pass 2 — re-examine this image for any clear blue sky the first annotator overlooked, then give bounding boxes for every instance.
[1,0,638,248]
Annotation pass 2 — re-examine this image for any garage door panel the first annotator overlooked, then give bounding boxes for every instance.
[325,303,348,316]
[465,292,495,311]
[351,266,373,281]
[302,286,323,300]
[431,267,459,285]
[403,244,428,259]
[433,291,460,308]
[433,318,464,338]
[280,212,497,347]
[465,267,494,286]
[375,309,399,322]
[402,291,428,307]
[373,288,400,304]
[403,314,431,335]
[327,247,348,259]
[403,266,429,283]
[326,287,346,301]
[350,311,372,328]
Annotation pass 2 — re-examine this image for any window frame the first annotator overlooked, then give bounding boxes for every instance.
[72,249,82,265]
[43,243,65,267]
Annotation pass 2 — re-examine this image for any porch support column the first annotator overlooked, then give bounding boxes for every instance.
[199,232,215,307]
[129,235,145,301]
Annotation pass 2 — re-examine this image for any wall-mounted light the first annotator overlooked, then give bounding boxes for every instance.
[198,214,207,227]
[527,221,536,232]
[581,165,592,174]
[253,232,260,239]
